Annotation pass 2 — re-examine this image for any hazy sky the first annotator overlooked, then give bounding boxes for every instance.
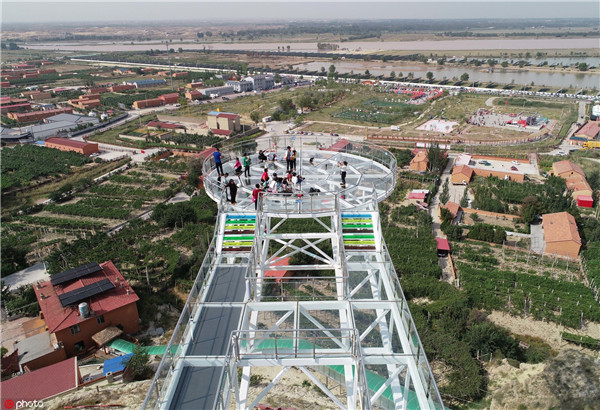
[2,1,599,24]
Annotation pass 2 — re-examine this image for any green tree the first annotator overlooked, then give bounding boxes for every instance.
[440,179,450,204]
[460,73,469,82]
[297,94,313,112]
[426,143,446,174]
[274,73,281,84]
[426,72,434,82]
[440,207,453,223]
[460,187,469,208]
[464,321,520,360]
[250,111,261,125]
[389,71,396,79]
[49,183,74,202]
[501,61,509,68]
[278,98,294,114]
[577,62,589,71]
[124,346,153,382]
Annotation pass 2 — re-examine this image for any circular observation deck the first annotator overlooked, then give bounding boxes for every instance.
[203,135,397,212]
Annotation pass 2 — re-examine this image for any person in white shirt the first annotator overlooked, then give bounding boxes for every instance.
[338,161,348,186]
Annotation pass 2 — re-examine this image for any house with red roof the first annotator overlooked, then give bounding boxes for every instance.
[45,137,99,156]
[440,201,463,224]
[34,261,140,357]
[207,111,241,136]
[1,357,81,403]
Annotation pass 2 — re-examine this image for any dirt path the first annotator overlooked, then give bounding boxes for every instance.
[485,96,497,107]
[488,310,600,351]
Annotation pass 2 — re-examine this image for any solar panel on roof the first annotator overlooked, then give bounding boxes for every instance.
[59,278,115,307]
[51,262,102,286]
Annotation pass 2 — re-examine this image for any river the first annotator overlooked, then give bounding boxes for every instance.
[25,37,600,53]
[293,61,599,89]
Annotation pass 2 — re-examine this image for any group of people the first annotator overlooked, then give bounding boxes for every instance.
[257,146,298,172]
[213,145,348,208]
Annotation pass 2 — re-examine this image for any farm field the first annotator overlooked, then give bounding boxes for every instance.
[1,158,187,271]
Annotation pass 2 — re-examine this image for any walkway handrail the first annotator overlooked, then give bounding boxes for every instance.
[142,207,230,409]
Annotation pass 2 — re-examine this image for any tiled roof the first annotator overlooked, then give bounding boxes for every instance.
[212,128,233,136]
[436,238,450,251]
[442,201,461,218]
[542,212,581,245]
[0,357,79,402]
[575,121,600,138]
[45,137,94,149]
[217,112,239,120]
[452,165,473,178]
[411,151,429,163]
[199,147,217,160]
[327,139,352,152]
[552,160,585,177]
[565,175,592,193]
[34,261,139,334]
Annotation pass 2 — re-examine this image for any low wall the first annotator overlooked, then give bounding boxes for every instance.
[462,207,520,220]
[157,114,204,125]
[367,131,549,147]
[471,154,528,162]
[471,168,525,182]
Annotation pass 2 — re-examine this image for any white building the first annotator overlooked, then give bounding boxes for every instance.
[226,80,253,93]
[199,86,235,98]
[244,75,275,91]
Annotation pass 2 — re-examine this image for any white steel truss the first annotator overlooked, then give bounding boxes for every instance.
[143,137,442,410]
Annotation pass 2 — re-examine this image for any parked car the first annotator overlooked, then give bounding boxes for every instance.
[512,160,520,165]
[511,166,518,171]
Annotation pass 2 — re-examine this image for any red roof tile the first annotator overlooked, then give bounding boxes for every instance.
[212,128,233,136]
[45,137,96,150]
[542,212,581,245]
[199,147,217,160]
[1,357,79,402]
[34,261,139,334]
[217,112,239,120]
[408,192,427,200]
[441,201,461,219]
[327,139,352,152]
[436,238,450,251]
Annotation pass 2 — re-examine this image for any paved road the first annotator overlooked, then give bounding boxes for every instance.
[548,100,588,156]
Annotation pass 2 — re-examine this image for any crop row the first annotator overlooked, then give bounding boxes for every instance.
[459,263,600,328]
[45,203,131,220]
[18,215,107,229]
[89,183,167,198]
[109,173,165,185]
[1,145,90,190]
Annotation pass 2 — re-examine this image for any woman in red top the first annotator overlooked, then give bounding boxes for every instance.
[252,184,262,210]
[261,168,269,182]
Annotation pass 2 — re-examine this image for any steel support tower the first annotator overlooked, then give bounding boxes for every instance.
[143,136,443,409]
